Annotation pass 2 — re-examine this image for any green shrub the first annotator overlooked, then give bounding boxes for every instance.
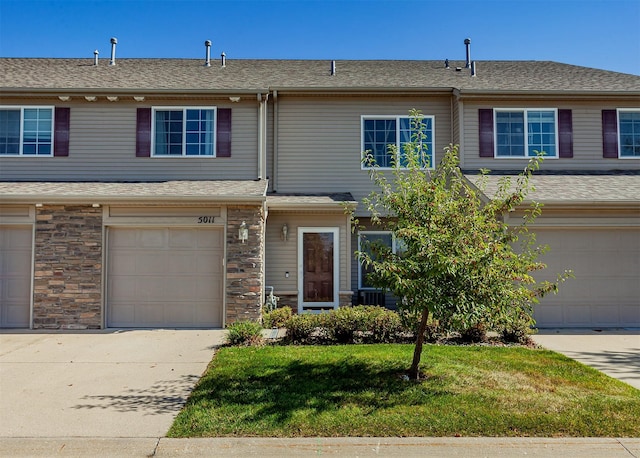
[459,322,488,343]
[226,321,264,346]
[263,306,293,328]
[284,313,321,344]
[362,306,402,343]
[498,318,536,345]
[284,306,405,345]
[325,306,368,343]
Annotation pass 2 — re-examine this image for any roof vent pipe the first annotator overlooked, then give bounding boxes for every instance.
[109,37,117,66]
[445,58,450,69]
[330,60,336,76]
[221,52,226,68]
[471,60,477,77]
[204,40,211,67]
[464,38,471,68]
[94,50,99,66]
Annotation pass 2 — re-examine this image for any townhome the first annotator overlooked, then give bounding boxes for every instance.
[1,42,638,330]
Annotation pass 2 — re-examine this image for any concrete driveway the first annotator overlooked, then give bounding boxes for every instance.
[0,329,225,438]
[532,328,640,390]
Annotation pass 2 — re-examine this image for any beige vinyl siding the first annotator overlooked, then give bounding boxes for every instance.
[462,99,640,171]
[275,96,453,213]
[0,101,259,181]
[265,211,349,295]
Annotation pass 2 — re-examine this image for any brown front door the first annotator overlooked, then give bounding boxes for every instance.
[299,228,338,312]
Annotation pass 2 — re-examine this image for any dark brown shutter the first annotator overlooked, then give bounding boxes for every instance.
[136,108,152,157]
[216,108,231,157]
[53,107,70,157]
[478,109,494,157]
[558,109,573,158]
[602,110,618,158]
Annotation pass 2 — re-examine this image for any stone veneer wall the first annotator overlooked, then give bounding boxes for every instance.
[33,205,102,329]
[226,205,265,323]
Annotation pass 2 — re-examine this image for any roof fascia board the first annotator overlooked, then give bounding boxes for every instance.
[1,195,267,205]
[455,89,640,99]
[0,88,269,96]
[269,87,454,96]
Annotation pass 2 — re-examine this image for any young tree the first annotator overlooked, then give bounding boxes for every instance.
[355,110,570,380]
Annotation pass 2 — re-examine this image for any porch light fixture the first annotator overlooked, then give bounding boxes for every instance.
[84,96,97,102]
[229,97,240,103]
[133,96,145,102]
[106,96,119,102]
[58,96,70,102]
[281,223,288,241]
[239,221,248,244]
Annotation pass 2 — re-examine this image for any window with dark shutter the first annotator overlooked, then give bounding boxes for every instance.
[216,108,232,157]
[602,110,618,158]
[558,109,573,158]
[478,109,494,157]
[136,107,152,157]
[53,107,70,157]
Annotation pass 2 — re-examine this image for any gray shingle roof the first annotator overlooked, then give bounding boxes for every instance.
[0,180,268,203]
[2,58,639,94]
[266,193,356,210]
[465,173,640,204]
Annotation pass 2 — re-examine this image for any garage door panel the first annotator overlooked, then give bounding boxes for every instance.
[109,253,138,274]
[138,229,166,248]
[108,227,223,328]
[196,254,222,274]
[193,278,219,299]
[169,229,197,248]
[167,252,199,273]
[109,229,137,248]
[620,305,640,323]
[592,306,620,326]
[535,228,640,327]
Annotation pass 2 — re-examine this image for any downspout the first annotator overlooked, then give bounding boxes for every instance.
[457,94,465,168]
[258,92,269,181]
[272,90,279,192]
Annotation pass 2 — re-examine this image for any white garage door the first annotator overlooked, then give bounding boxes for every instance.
[107,227,224,328]
[534,228,640,328]
[0,226,32,328]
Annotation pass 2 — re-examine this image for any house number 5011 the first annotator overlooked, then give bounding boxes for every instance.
[197,216,216,224]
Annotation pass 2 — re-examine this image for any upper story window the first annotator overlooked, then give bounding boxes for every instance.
[618,109,640,158]
[152,107,216,156]
[362,115,434,169]
[495,109,558,158]
[0,107,54,156]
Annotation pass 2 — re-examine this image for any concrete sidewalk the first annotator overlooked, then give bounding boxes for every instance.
[1,437,639,457]
[532,328,640,390]
[0,329,225,438]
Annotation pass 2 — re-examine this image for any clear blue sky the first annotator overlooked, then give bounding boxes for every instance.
[1,0,638,75]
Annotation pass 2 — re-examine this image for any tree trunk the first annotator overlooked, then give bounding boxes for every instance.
[408,308,430,380]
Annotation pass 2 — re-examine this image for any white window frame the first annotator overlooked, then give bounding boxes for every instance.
[298,227,340,313]
[0,106,55,157]
[358,231,403,290]
[361,115,435,170]
[151,106,217,158]
[493,108,559,159]
[617,108,640,159]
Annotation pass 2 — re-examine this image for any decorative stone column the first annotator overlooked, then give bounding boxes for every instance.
[225,205,265,324]
[33,205,103,329]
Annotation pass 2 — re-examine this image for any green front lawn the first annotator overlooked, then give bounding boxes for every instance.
[168,344,640,437]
